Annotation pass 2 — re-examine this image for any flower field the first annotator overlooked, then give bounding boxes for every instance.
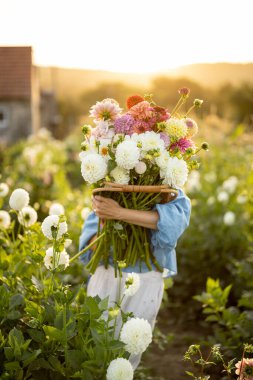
[0,116,253,379]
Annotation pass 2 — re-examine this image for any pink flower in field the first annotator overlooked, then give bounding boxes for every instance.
[170,138,194,153]
[235,358,253,380]
[90,99,122,121]
[128,101,154,120]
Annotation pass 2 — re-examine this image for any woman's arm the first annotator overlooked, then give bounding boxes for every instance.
[92,195,159,230]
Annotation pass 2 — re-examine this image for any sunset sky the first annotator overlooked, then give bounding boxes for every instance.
[0,0,252,73]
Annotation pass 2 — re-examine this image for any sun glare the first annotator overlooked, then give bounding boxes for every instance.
[1,0,253,73]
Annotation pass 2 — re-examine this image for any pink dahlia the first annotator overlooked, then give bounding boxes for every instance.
[90,99,122,121]
[128,101,154,120]
[133,120,153,134]
[235,358,253,380]
[114,114,135,135]
[153,106,170,123]
[170,138,194,153]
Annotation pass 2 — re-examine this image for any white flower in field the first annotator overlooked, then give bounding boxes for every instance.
[81,153,107,184]
[9,188,30,211]
[207,196,215,205]
[111,166,130,185]
[44,247,70,270]
[41,215,68,240]
[81,207,91,219]
[237,193,247,204]
[64,239,72,248]
[217,191,229,203]
[138,131,165,153]
[204,171,217,183]
[124,273,140,297]
[106,358,133,380]
[185,170,201,192]
[49,202,65,216]
[0,183,9,197]
[135,161,147,175]
[223,211,235,226]
[0,210,11,229]
[120,317,152,355]
[165,118,188,139]
[162,157,188,188]
[222,176,238,194]
[18,206,37,227]
[155,150,170,170]
[115,140,140,170]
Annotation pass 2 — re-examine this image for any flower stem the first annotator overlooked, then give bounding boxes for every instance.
[69,232,105,263]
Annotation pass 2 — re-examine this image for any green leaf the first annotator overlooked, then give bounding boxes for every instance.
[43,326,64,343]
[9,294,24,310]
[98,296,109,311]
[22,349,42,367]
[8,328,24,347]
[185,371,195,377]
[67,350,84,369]
[27,357,53,371]
[4,347,14,361]
[48,356,65,373]
[4,361,21,370]
[27,329,45,343]
[7,310,21,320]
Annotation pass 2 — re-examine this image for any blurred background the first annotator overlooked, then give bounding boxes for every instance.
[0,0,253,378]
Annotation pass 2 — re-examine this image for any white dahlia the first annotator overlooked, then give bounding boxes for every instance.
[217,191,229,203]
[81,153,107,184]
[110,166,130,185]
[162,157,188,188]
[49,202,65,216]
[0,183,9,197]
[223,211,235,226]
[44,247,70,270]
[9,188,30,211]
[222,176,238,194]
[18,206,38,227]
[166,118,188,139]
[115,140,140,170]
[139,131,165,152]
[134,161,147,175]
[155,150,170,170]
[41,215,68,240]
[120,317,152,355]
[106,358,133,380]
[0,210,11,229]
[124,273,140,297]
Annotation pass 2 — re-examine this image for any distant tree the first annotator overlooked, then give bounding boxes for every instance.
[80,82,144,114]
[229,83,253,124]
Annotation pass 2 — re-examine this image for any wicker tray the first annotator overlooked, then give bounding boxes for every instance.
[92,182,178,203]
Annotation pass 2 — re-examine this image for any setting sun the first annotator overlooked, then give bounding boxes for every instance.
[1,0,253,73]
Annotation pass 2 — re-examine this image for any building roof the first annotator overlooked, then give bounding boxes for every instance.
[0,46,32,99]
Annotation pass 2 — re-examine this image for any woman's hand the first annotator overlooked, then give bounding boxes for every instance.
[92,195,159,229]
[92,195,123,220]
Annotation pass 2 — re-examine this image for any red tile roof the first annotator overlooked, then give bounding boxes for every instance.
[0,46,32,99]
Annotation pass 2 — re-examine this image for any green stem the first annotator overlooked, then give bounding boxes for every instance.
[69,232,105,263]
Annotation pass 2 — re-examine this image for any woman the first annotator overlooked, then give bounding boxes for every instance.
[79,189,191,369]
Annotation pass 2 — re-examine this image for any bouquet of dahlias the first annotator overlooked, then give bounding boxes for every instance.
[80,89,207,275]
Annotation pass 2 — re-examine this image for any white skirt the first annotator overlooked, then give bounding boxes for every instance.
[87,265,164,370]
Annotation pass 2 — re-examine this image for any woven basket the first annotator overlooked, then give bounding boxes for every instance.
[92,182,178,203]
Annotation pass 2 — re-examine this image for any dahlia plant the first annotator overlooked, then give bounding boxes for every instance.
[79,91,207,274]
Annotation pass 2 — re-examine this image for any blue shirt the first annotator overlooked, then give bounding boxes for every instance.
[79,189,191,278]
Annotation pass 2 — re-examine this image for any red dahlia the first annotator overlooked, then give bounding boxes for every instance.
[126,95,145,109]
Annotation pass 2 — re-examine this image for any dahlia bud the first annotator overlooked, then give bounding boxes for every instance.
[117,260,127,268]
[178,87,190,97]
[194,99,204,107]
[81,124,90,135]
[108,307,120,318]
[201,142,209,151]
[81,142,88,151]
[135,161,147,175]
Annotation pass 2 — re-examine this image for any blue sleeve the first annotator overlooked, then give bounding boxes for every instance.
[150,189,191,250]
[79,211,98,264]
